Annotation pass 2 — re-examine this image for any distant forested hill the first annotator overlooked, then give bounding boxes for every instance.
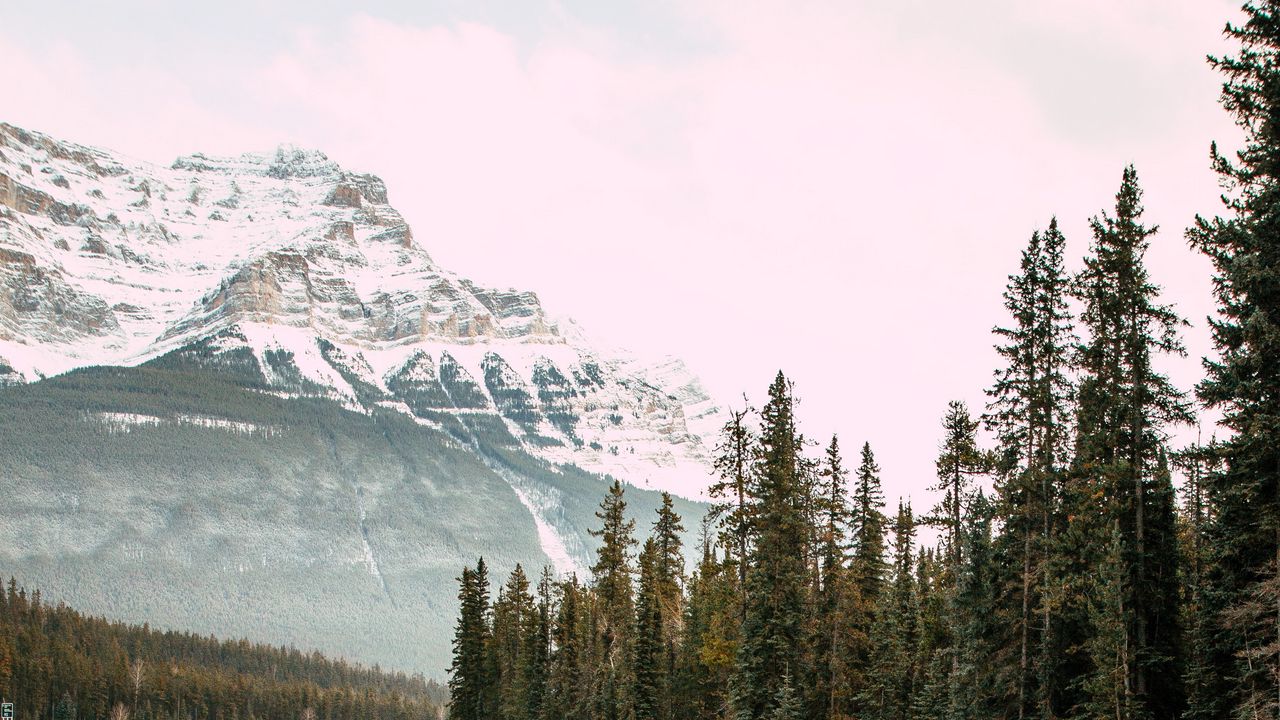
[0,579,446,720]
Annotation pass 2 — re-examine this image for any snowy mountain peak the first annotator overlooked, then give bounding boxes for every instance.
[173,144,342,179]
[0,121,723,498]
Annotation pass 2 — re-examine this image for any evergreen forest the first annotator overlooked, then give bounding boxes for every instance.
[445,5,1280,719]
[0,580,446,720]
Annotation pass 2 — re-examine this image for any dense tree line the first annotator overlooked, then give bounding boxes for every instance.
[447,5,1280,718]
[0,580,445,720]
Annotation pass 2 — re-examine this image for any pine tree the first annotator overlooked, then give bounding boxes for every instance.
[927,401,987,576]
[852,442,889,601]
[493,565,536,720]
[651,492,686,679]
[590,480,638,720]
[730,373,812,720]
[709,404,758,611]
[1072,165,1191,720]
[986,218,1076,720]
[767,674,803,720]
[54,693,76,720]
[674,540,738,720]
[449,559,493,720]
[861,501,920,720]
[634,540,664,720]
[543,576,585,720]
[1187,6,1280,719]
[523,567,553,720]
[1175,444,1218,720]
[810,435,861,720]
[1081,525,1134,720]
[913,546,955,720]
[953,492,999,720]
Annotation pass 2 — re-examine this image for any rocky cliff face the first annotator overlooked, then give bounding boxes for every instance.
[0,122,721,497]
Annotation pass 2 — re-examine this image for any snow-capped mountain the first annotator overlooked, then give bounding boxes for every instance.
[0,122,721,675]
[0,122,721,498]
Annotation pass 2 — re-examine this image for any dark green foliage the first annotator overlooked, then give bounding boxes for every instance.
[926,401,987,576]
[1187,5,1280,719]
[730,373,812,720]
[633,540,664,720]
[708,405,757,609]
[1175,447,1219,720]
[809,436,868,720]
[0,580,443,720]
[542,576,586,720]
[531,361,581,438]
[525,568,553,720]
[449,560,492,720]
[493,564,536,720]
[767,674,803,720]
[437,352,489,409]
[672,544,737,720]
[852,442,889,601]
[649,493,685,720]
[985,218,1076,720]
[590,480,637,720]
[385,352,456,412]
[861,502,920,720]
[953,492,999,720]
[483,354,542,428]
[1069,166,1191,720]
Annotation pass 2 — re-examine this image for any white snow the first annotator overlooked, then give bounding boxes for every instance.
[0,122,724,499]
[88,411,278,436]
[508,483,585,577]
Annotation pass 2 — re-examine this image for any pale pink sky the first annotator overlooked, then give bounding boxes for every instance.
[0,0,1245,507]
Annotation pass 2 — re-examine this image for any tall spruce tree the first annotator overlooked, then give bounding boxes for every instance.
[449,560,493,720]
[1175,444,1218,720]
[710,404,758,612]
[844,441,887,720]
[954,492,999,720]
[912,546,952,720]
[674,535,739,720]
[651,491,686,679]
[543,575,586,720]
[634,539,664,720]
[809,436,862,720]
[590,480,638,720]
[1187,6,1280,719]
[730,373,812,720]
[523,567,554,720]
[493,564,536,720]
[852,442,889,600]
[927,401,987,577]
[768,675,804,720]
[1071,165,1192,720]
[861,501,920,720]
[986,218,1076,720]
[1081,525,1134,720]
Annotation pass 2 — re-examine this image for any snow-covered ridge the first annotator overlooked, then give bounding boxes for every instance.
[88,411,278,436]
[0,122,723,498]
